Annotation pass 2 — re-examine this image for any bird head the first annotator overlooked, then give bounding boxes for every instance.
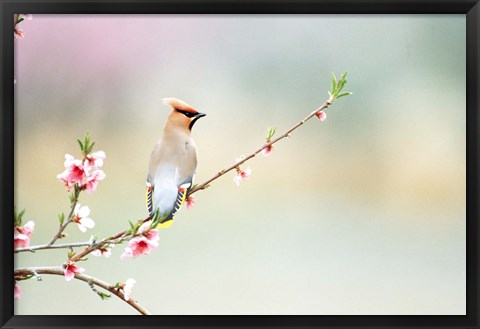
[163,98,206,132]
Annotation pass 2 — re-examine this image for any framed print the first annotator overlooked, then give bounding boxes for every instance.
[1,0,479,328]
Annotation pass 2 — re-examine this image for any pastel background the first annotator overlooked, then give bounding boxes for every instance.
[14,15,466,315]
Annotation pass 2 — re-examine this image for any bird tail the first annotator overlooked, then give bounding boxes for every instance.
[145,182,175,229]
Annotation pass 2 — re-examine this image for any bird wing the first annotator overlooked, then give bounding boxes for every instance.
[170,174,195,219]
[146,182,154,218]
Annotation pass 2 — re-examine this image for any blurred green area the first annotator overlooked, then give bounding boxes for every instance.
[14,15,465,314]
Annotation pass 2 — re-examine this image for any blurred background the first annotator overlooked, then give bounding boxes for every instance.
[14,14,465,315]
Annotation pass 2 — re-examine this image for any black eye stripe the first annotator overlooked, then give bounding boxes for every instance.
[177,110,196,118]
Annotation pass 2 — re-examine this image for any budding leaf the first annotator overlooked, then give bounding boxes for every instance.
[77,139,84,152]
[128,220,136,234]
[336,91,352,99]
[331,73,337,94]
[14,208,26,226]
[266,127,276,141]
[97,291,111,300]
[67,250,76,259]
[69,192,75,204]
[58,213,65,226]
[86,141,96,154]
[19,209,25,221]
[337,71,348,93]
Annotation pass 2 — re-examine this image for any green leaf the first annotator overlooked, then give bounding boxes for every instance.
[154,209,161,221]
[128,220,135,232]
[17,17,24,24]
[18,209,26,221]
[86,141,96,154]
[67,250,76,259]
[97,291,112,300]
[69,192,75,204]
[331,73,337,94]
[77,139,84,152]
[338,71,348,92]
[266,127,276,141]
[82,132,91,154]
[336,92,353,99]
[58,213,65,226]
[14,208,26,226]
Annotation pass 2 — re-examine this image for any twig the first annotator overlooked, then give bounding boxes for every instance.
[15,241,96,253]
[188,99,332,196]
[47,189,80,246]
[14,266,151,315]
[68,217,150,263]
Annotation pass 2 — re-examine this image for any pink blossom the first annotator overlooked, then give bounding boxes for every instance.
[14,231,29,249]
[72,204,95,233]
[57,152,106,192]
[22,220,35,236]
[14,28,24,40]
[262,145,273,157]
[14,283,22,299]
[21,14,33,20]
[14,221,35,249]
[85,170,106,194]
[121,222,159,260]
[64,260,85,281]
[121,237,158,259]
[92,245,113,257]
[57,154,86,190]
[315,111,327,121]
[185,195,195,209]
[122,278,136,301]
[85,151,106,171]
[137,220,153,234]
[233,167,252,186]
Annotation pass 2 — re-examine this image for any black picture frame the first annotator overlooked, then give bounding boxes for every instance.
[1,0,478,328]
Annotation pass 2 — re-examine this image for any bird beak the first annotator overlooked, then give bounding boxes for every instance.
[189,112,206,130]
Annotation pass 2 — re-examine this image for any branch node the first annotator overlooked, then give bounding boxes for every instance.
[32,270,42,281]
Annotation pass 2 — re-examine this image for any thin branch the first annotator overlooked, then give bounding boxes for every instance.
[15,241,96,253]
[47,189,80,246]
[14,266,151,315]
[188,99,332,196]
[69,218,150,263]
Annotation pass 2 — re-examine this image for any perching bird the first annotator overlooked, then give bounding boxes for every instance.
[146,98,206,227]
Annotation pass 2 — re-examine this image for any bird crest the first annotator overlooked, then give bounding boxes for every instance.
[162,98,198,114]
